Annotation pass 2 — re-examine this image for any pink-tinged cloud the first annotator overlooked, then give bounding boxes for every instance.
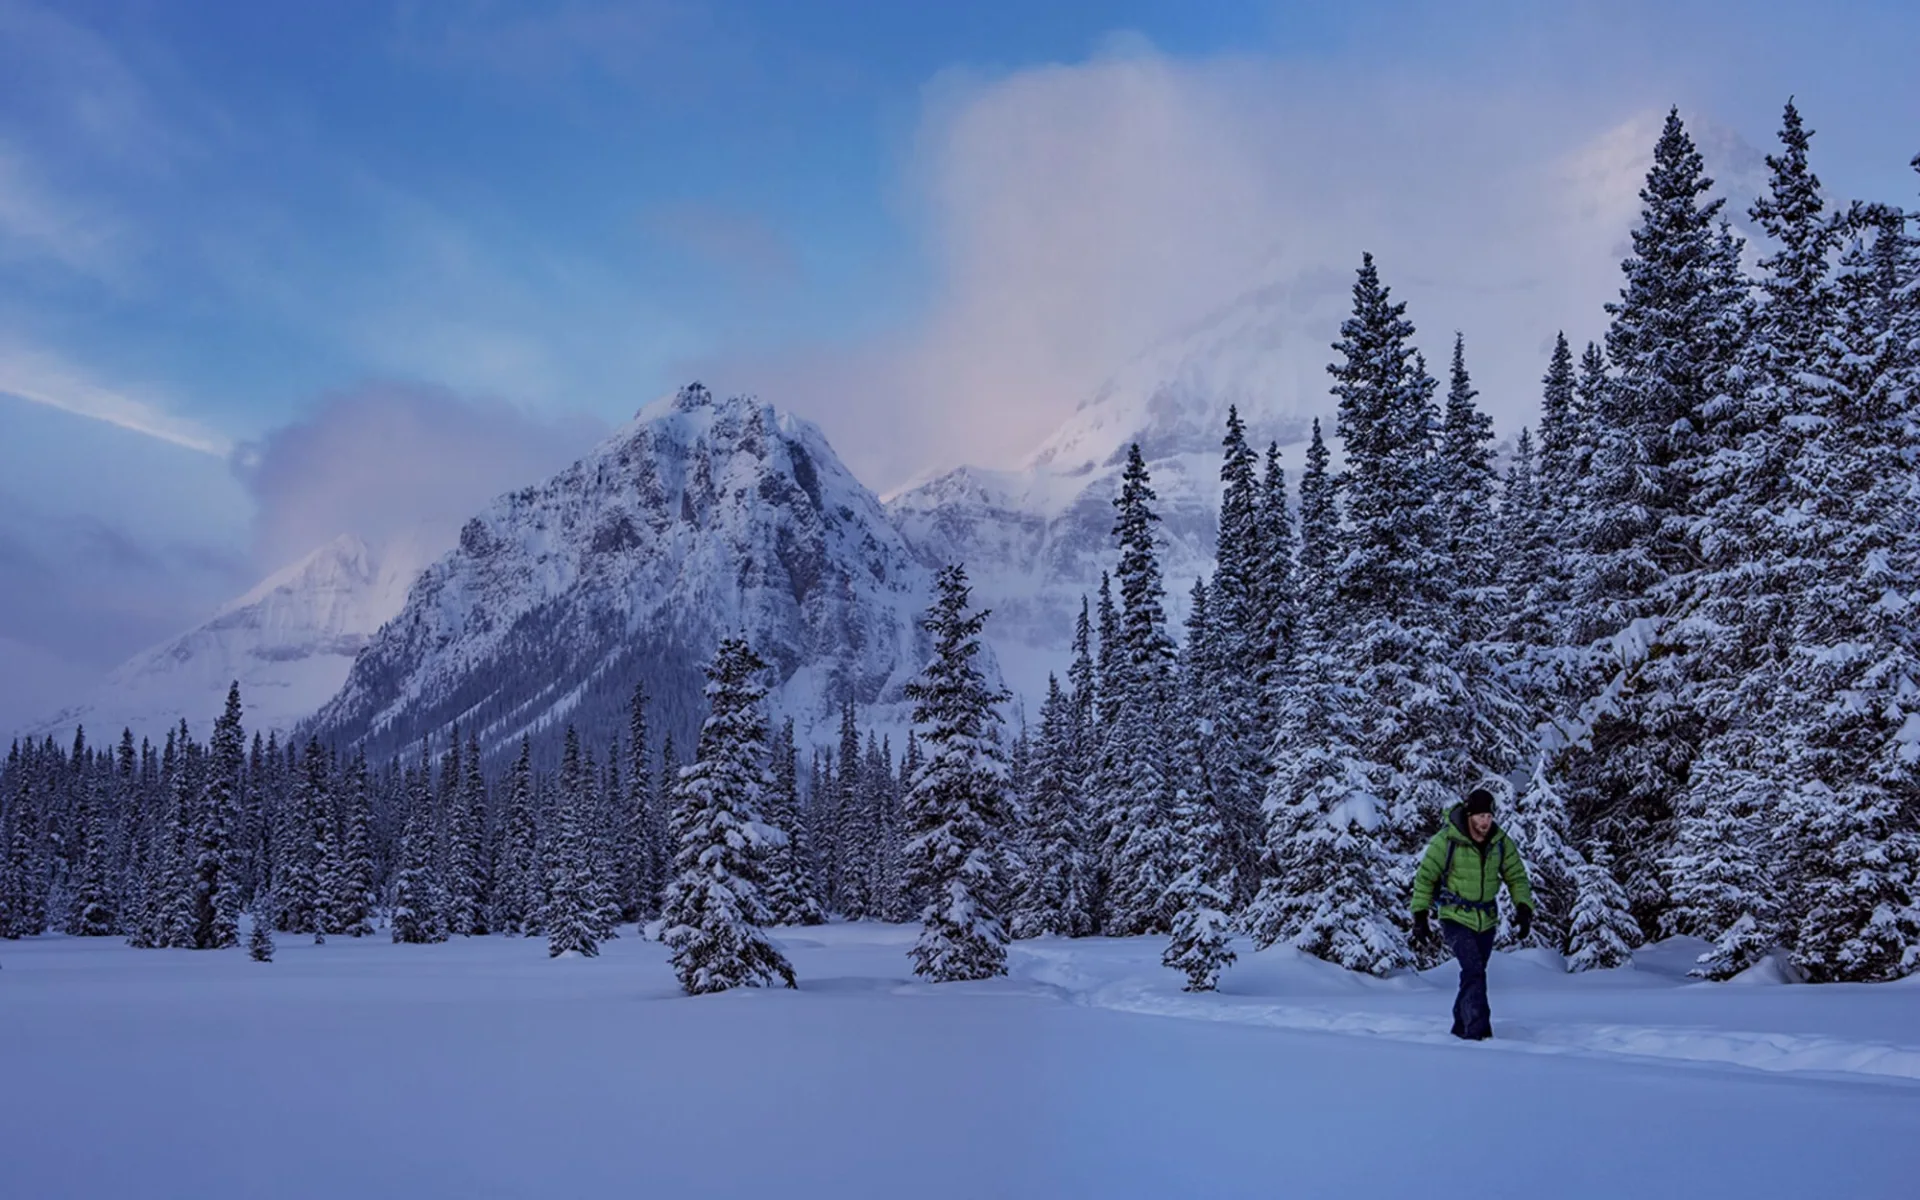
[233,381,604,574]
[695,40,1780,495]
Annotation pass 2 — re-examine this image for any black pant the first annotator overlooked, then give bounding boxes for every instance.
[1441,919,1497,1040]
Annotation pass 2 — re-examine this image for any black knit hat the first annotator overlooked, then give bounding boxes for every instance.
[1464,788,1496,816]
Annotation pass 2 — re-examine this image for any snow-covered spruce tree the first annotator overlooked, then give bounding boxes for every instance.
[66,768,116,937]
[190,682,247,949]
[1164,774,1237,990]
[308,741,338,944]
[838,702,882,920]
[1437,340,1532,803]
[493,738,539,934]
[1439,333,1504,636]
[248,891,275,963]
[440,730,486,937]
[1249,416,1354,955]
[762,718,825,927]
[1512,333,1586,668]
[623,682,665,922]
[120,735,163,947]
[1254,440,1301,695]
[876,735,908,923]
[1202,423,1283,911]
[390,745,447,944]
[1535,332,1580,520]
[1099,445,1178,936]
[1009,675,1092,939]
[1569,107,1742,645]
[152,732,200,949]
[1662,731,1781,979]
[1326,256,1485,889]
[1496,761,1582,953]
[276,739,326,936]
[1164,586,1237,990]
[901,565,1014,981]
[862,734,903,922]
[333,750,376,937]
[1775,202,1920,983]
[581,746,622,942]
[1086,569,1123,925]
[1559,110,1747,940]
[1566,843,1638,973]
[1068,596,1097,776]
[890,733,926,922]
[1659,105,1847,969]
[545,727,599,958]
[1498,429,1549,647]
[112,732,146,938]
[1247,513,1409,977]
[662,637,795,993]
[436,734,473,937]
[1212,407,1260,680]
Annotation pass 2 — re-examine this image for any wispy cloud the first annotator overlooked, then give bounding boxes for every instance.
[0,342,231,455]
[705,33,1817,492]
[0,139,128,277]
[0,0,183,163]
[233,381,603,572]
[388,0,728,91]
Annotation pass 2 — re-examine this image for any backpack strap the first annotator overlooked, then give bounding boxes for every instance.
[1434,834,1498,915]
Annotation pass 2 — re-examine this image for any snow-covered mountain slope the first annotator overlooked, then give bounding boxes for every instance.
[306,384,946,767]
[887,281,1328,707]
[29,532,432,744]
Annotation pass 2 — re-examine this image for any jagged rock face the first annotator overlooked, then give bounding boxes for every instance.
[29,532,429,744]
[306,384,937,767]
[887,284,1320,707]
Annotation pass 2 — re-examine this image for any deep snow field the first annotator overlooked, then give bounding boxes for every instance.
[3,924,1915,1199]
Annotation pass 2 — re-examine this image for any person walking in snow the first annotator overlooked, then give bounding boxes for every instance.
[1410,787,1533,1040]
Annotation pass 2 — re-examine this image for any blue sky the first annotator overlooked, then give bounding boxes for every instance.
[3,0,1918,731]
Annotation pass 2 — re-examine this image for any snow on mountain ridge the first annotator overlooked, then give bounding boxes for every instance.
[29,532,436,743]
[889,280,1327,707]
[305,383,957,766]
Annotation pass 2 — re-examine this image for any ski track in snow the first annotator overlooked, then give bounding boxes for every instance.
[1017,963,1920,1087]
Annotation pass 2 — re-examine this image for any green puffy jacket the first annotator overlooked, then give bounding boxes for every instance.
[1410,805,1533,934]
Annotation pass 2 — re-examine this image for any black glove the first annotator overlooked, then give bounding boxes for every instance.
[1412,910,1433,948]
[1513,903,1533,941]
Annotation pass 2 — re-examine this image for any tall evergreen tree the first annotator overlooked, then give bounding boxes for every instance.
[334,750,376,937]
[1561,110,1747,940]
[1566,843,1638,973]
[762,718,826,927]
[495,738,539,935]
[65,766,116,937]
[1009,676,1092,938]
[194,683,246,948]
[834,700,877,919]
[1328,256,1478,873]
[391,744,446,944]
[1772,202,1920,982]
[901,565,1013,981]
[1164,584,1237,989]
[623,682,665,922]
[1439,332,1503,634]
[1099,445,1178,936]
[151,732,199,948]
[662,638,795,993]
[247,889,276,963]
[545,727,599,958]
[1496,766,1582,952]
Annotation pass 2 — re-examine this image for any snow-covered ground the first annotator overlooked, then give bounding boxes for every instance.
[3,924,1914,1199]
